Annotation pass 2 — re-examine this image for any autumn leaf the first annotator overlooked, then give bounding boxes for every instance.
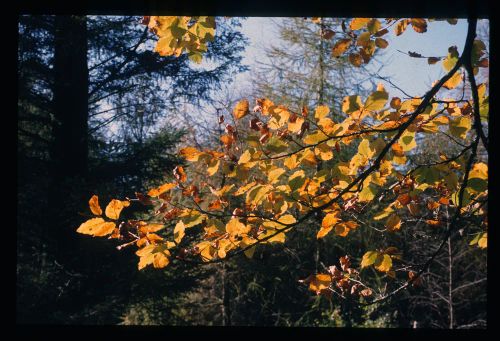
[349,53,363,67]
[361,251,379,268]
[233,99,250,119]
[394,19,409,36]
[374,253,393,272]
[350,18,370,30]
[375,38,388,49]
[88,195,102,216]
[385,214,401,232]
[148,182,176,197]
[443,71,463,90]
[410,18,427,33]
[105,199,130,220]
[332,39,352,57]
[179,147,202,161]
[77,217,116,237]
[308,274,332,294]
[173,166,187,183]
[174,221,185,244]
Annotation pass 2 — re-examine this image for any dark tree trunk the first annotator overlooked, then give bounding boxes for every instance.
[51,15,89,179]
[48,15,89,265]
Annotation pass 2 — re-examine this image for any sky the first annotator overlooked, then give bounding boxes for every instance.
[235,17,470,99]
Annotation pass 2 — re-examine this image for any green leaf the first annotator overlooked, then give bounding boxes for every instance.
[398,129,417,151]
[364,89,389,111]
[265,136,288,153]
[449,116,471,139]
[342,95,362,114]
[188,52,203,64]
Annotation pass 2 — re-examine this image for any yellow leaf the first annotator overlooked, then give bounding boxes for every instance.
[234,181,257,196]
[174,221,185,244]
[443,71,463,90]
[88,195,102,216]
[140,224,165,233]
[179,147,202,161]
[398,129,417,151]
[238,150,252,164]
[148,182,176,197]
[478,233,487,249]
[314,105,330,119]
[196,241,216,262]
[332,38,352,57]
[278,214,296,225]
[361,251,379,268]
[268,168,286,184]
[364,86,389,111]
[217,239,232,258]
[138,252,155,270]
[77,217,116,237]
[105,199,129,220]
[314,142,333,161]
[153,252,169,268]
[288,116,305,133]
[233,99,249,119]
[350,18,371,30]
[207,159,220,176]
[240,236,257,258]
[284,154,299,170]
[226,218,250,237]
[303,131,329,145]
[449,116,471,139]
[469,162,488,180]
[374,254,393,272]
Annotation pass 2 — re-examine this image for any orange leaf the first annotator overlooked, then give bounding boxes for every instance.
[105,199,129,220]
[309,274,332,294]
[148,182,176,197]
[233,99,249,119]
[77,217,116,237]
[179,147,202,161]
[88,195,102,216]
[332,39,352,57]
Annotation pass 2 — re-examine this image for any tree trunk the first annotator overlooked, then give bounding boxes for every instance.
[52,15,89,179]
[49,15,89,264]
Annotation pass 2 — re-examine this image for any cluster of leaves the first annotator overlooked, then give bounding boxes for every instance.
[145,16,216,63]
[76,17,488,304]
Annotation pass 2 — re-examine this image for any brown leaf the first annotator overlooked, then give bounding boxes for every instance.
[339,255,351,271]
[135,192,153,205]
[332,39,352,57]
[428,57,440,65]
[397,193,411,206]
[173,166,187,183]
[410,18,427,33]
[349,53,363,67]
[394,19,408,36]
[375,37,388,48]
[321,29,335,40]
